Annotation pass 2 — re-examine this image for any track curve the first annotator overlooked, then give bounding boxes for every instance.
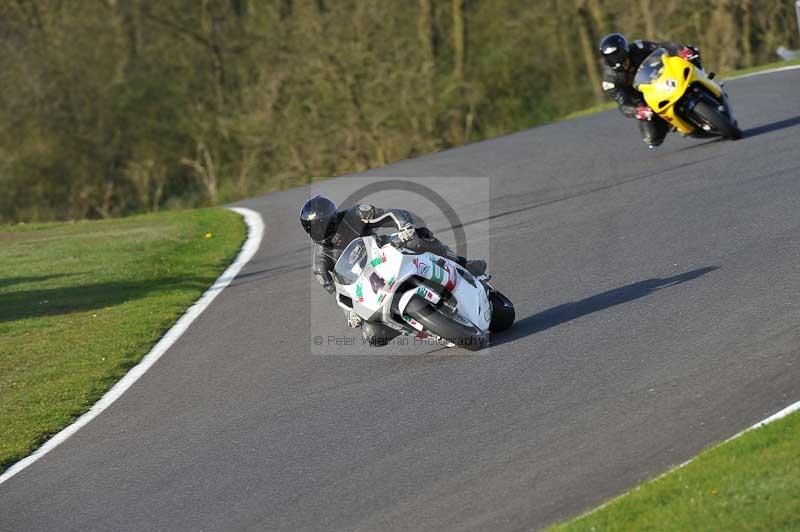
[2,69,800,531]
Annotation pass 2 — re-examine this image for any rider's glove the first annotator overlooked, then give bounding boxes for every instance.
[396,225,416,244]
[347,310,363,328]
[678,46,699,61]
[635,105,654,121]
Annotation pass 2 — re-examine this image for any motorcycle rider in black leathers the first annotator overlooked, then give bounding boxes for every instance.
[598,33,703,148]
[300,195,487,346]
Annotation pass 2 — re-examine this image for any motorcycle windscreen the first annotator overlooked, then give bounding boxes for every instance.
[633,48,668,90]
[333,238,368,285]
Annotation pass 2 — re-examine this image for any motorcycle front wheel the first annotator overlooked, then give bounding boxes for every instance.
[693,100,743,140]
[404,295,487,351]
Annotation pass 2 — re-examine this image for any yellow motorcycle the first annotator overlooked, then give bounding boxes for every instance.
[633,47,743,140]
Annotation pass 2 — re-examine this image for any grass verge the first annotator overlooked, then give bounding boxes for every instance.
[0,208,245,472]
[559,58,800,122]
[550,409,800,531]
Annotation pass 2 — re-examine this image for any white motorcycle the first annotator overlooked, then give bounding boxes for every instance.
[332,234,515,350]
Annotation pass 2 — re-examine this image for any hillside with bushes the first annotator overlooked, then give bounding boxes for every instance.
[1,0,796,222]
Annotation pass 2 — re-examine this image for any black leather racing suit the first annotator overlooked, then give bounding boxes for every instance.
[602,40,701,146]
[313,204,459,346]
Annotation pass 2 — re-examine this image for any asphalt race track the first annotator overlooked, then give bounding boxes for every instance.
[2,69,800,531]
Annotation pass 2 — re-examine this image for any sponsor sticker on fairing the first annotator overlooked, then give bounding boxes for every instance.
[416,286,435,301]
[370,253,387,267]
[431,264,444,284]
[402,314,423,331]
[443,263,456,291]
[355,282,364,303]
[413,257,431,276]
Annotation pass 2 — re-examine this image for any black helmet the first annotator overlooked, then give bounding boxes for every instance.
[599,33,629,71]
[300,195,338,243]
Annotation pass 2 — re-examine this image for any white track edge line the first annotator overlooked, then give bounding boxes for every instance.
[573,398,800,521]
[742,398,800,432]
[3,63,797,489]
[571,63,800,517]
[0,206,264,486]
[728,64,800,80]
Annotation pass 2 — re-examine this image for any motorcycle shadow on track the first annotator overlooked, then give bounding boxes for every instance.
[669,138,724,154]
[742,115,800,138]
[667,115,800,155]
[490,266,719,347]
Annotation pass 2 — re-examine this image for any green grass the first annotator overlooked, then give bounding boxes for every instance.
[550,410,800,531]
[560,58,800,122]
[561,102,616,121]
[0,208,245,472]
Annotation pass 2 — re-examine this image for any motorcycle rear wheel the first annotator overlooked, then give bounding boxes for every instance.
[488,290,515,332]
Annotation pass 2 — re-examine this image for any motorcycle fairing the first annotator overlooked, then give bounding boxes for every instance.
[333,236,491,334]
[636,51,724,134]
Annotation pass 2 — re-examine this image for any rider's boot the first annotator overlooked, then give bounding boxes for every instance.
[415,230,488,277]
[465,259,487,276]
[443,249,487,277]
[639,117,668,149]
[362,321,401,347]
[457,256,487,276]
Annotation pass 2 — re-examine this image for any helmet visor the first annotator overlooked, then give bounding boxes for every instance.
[304,216,336,243]
[602,46,627,69]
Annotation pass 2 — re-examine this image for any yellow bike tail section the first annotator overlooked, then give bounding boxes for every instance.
[638,53,723,134]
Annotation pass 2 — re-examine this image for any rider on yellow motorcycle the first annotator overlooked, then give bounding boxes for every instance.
[598,33,703,148]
